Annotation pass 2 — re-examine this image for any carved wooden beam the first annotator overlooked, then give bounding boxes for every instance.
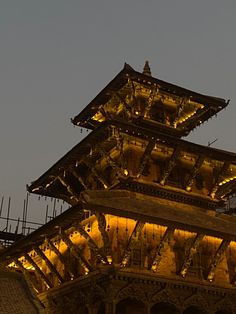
[160,147,181,185]
[210,162,230,198]
[116,135,128,170]
[99,107,112,120]
[76,222,107,264]
[112,91,132,114]
[179,233,204,277]
[121,221,145,267]
[136,140,155,178]
[95,212,112,261]
[143,87,159,118]
[173,97,189,127]
[96,145,123,177]
[58,176,79,201]
[34,246,64,284]
[215,179,236,199]
[127,78,137,104]
[46,238,76,278]
[71,168,88,190]
[13,258,40,293]
[59,230,93,272]
[151,227,174,272]
[24,253,53,288]
[83,160,109,189]
[185,155,205,191]
[207,239,230,282]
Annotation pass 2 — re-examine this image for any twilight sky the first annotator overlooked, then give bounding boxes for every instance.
[0,1,236,223]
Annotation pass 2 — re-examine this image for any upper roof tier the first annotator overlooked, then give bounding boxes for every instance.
[72,63,228,137]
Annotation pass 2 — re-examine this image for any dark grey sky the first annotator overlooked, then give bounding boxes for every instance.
[1,1,236,221]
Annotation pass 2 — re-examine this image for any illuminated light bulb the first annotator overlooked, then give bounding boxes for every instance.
[123,169,129,176]
[107,256,113,265]
[135,111,139,115]
[186,186,191,192]
[32,187,40,192]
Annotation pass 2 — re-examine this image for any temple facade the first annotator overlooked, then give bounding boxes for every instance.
[1,62,236,313]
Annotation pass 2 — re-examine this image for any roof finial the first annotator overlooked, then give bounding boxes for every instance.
[142,61,152,76]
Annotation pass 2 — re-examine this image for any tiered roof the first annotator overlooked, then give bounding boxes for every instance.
[72,63,228,137]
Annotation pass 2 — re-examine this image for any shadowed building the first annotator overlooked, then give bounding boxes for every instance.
[1,62,236,313]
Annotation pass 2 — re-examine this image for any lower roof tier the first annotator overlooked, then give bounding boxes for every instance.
[28,120,236,209]
[2,190,236,294]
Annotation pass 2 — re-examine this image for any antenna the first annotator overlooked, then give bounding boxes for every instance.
[208,138,218,147]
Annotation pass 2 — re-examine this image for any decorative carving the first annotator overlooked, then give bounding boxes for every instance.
[210,161,230,198]
[143,86,159,118]
[95,212,112,259]
[116,283,148,304]
[71,168,88,189]
[34,246,64,284]
[151,227,174,272]
[179,233,204,277]
[136,140,155,178]
[46,238,75,278]
[160,147,181,185]
[59,229,93,272]
[58,176,79,201]
[185,155,204,191]
[151,288,181,309]
[76,222,107,264]
[24,252,53,288]
[83,160,109,189]
[214,296,235,314]
[183,292,210,312]
[121,221,145,267]
[207,239,230,282]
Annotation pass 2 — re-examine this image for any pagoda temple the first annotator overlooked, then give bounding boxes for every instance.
[1,62,236,314]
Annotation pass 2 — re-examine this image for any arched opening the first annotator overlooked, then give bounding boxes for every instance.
[183,306,207,314]
[116,298,146,314]
[150,302,179,314]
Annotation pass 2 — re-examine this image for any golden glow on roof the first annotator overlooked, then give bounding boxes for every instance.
[219,176,236,186]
